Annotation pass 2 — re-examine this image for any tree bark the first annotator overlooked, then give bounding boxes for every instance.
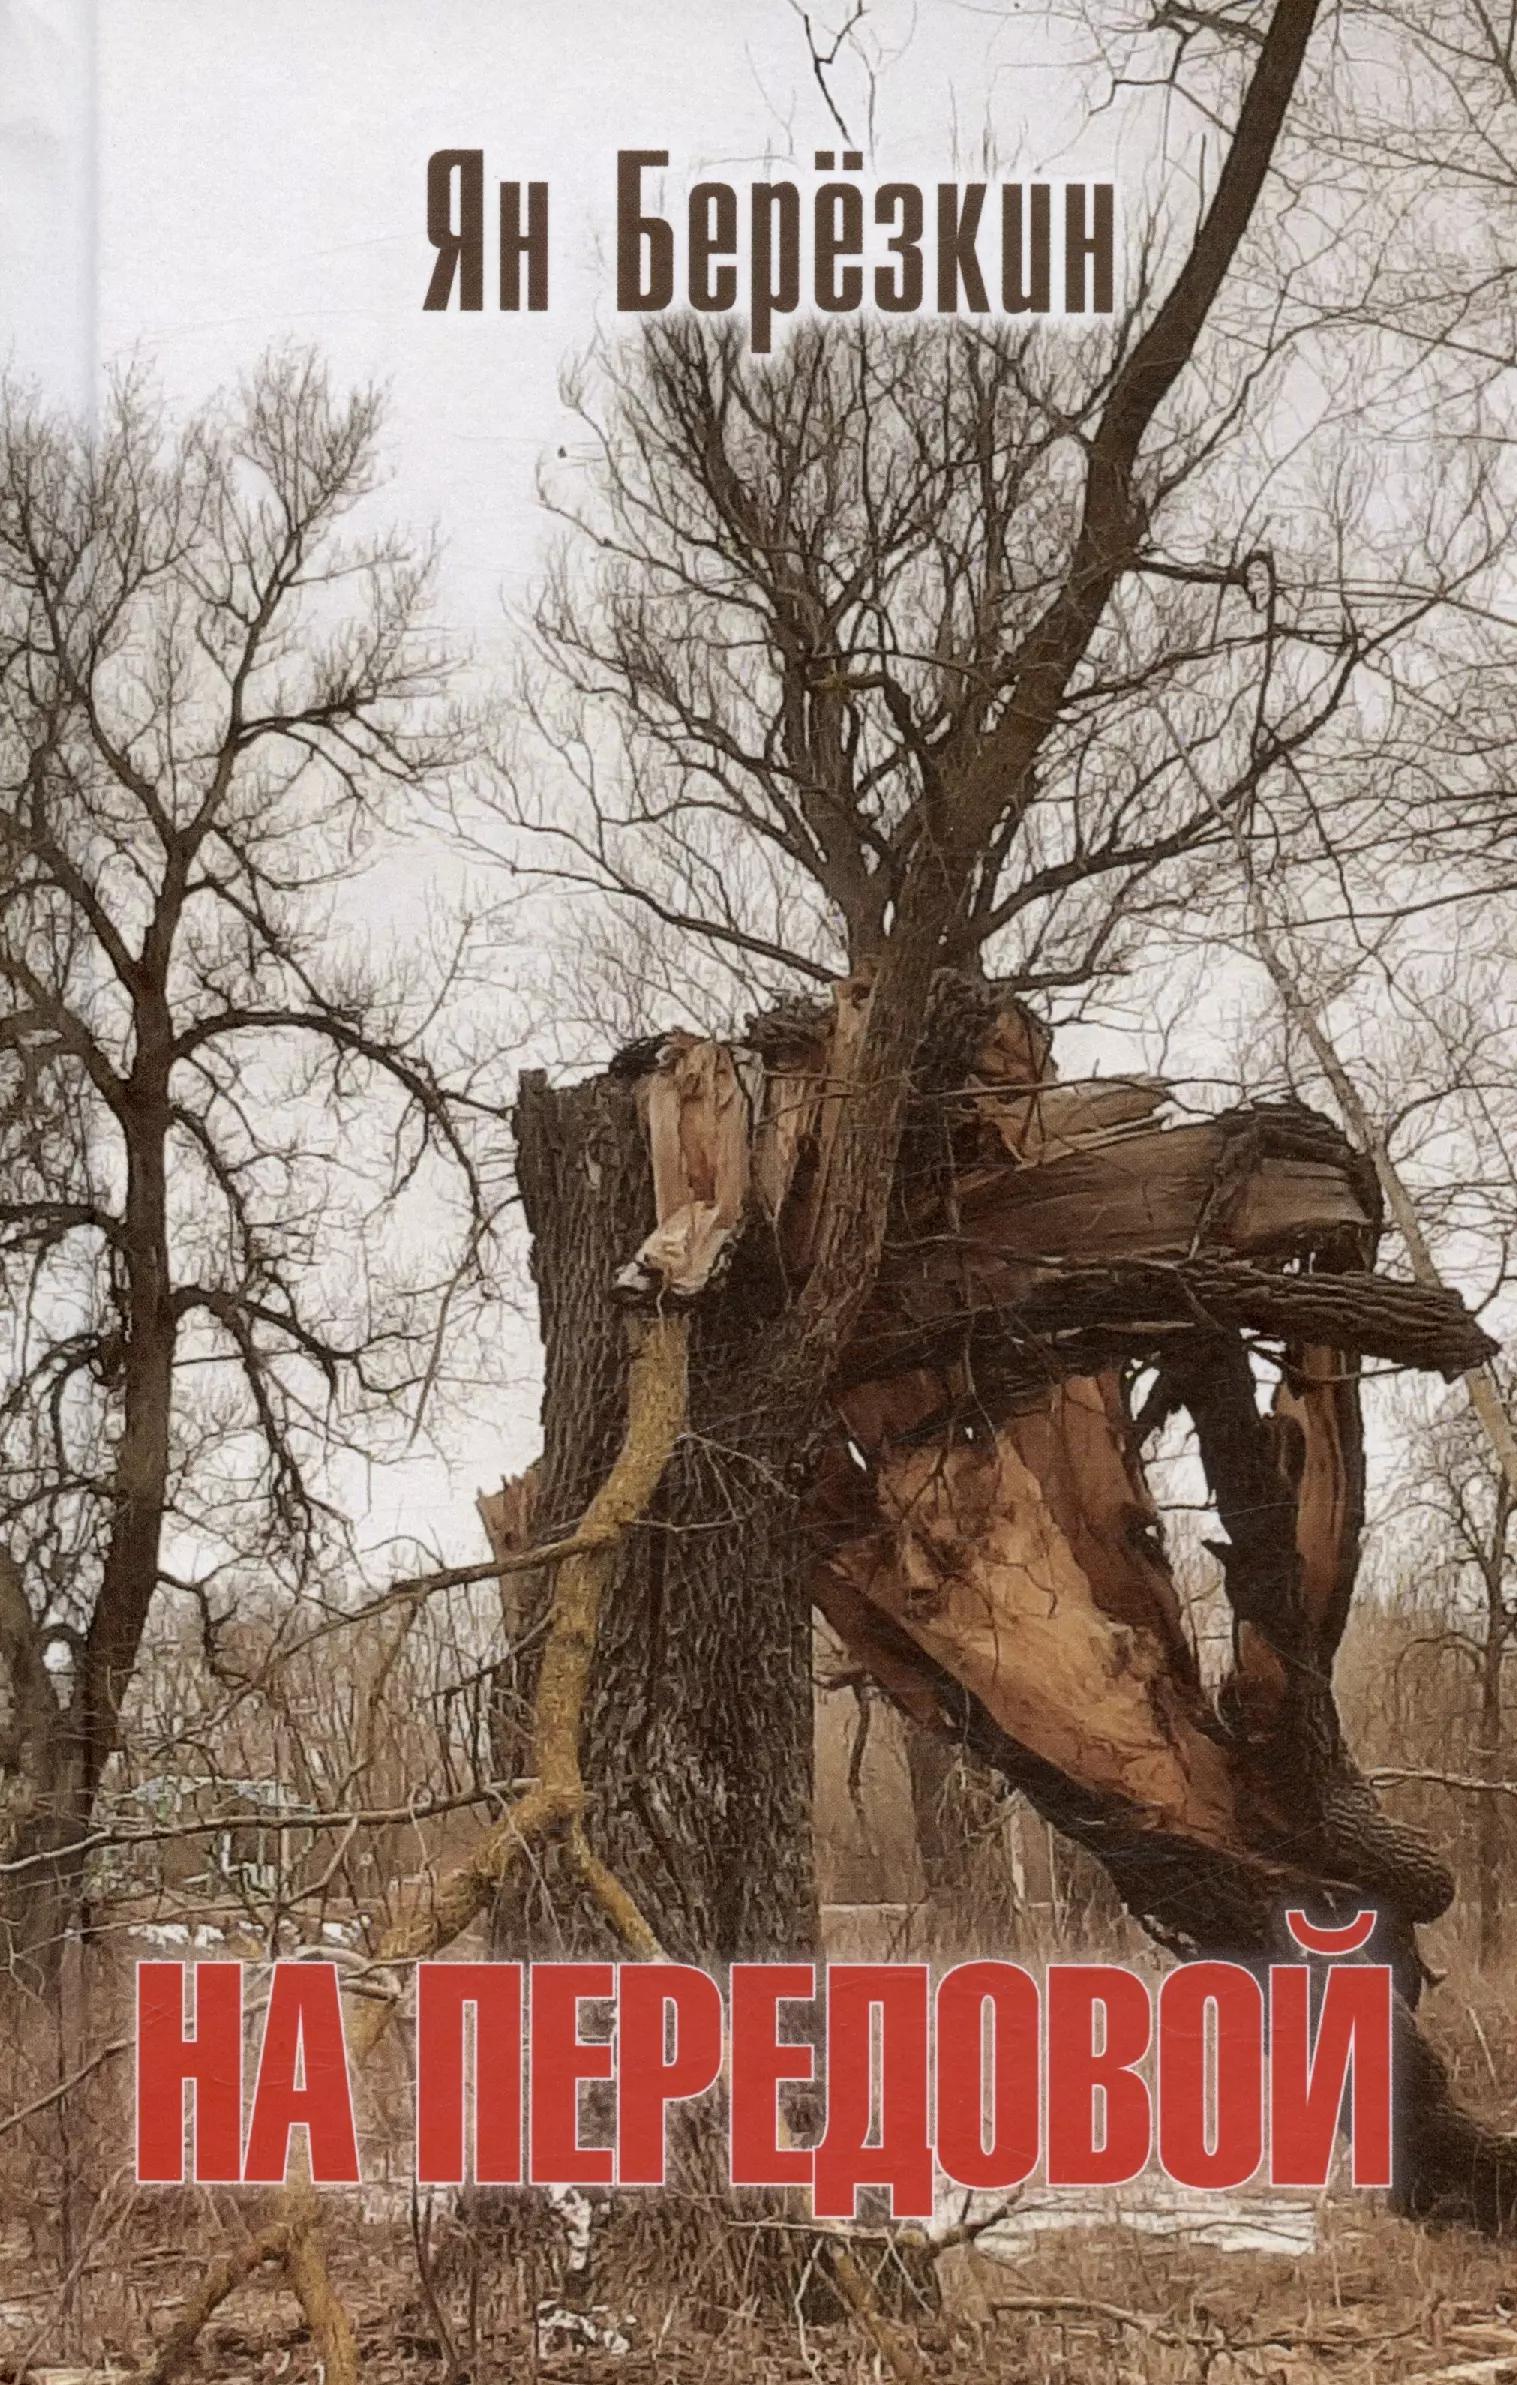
[1476,1503,1509,1973]
[497,1068,816,1963]
[0,1099,177,1987]
[484,980,1517,2236]
[1477,1629,1503,1970]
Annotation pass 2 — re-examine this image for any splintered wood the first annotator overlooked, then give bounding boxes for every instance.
[609,977,1496,1918]
[615,1034,751,1302]
[818,1411,1244,1848]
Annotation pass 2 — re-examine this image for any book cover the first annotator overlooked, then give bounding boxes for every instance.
[3,2,1516,2378]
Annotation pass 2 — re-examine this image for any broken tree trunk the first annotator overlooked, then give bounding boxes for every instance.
[490,972,1517,2228]
[487,1062,816,1962]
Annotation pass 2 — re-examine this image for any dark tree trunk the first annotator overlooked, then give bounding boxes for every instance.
[483,985,1517,2240]
[0,1107,176,1990]
[0,1554,74,1996]
[1477,1617,1504,1971]
[496,1069,816,1964]
[904,1728,976,1905]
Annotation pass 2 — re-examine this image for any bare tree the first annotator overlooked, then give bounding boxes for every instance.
[1396,1390,1517,1969]
[469,0,1329,1948]
[0,353,497,1981]
[497,304,1357,1015]
[441,0,1517,2235]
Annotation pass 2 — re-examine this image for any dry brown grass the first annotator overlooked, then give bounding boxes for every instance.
[8,2192,1517,2383]
[5,1631,1517,2377]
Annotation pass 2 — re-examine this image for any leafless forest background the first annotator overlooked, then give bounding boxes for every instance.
[13,0,1517,2377]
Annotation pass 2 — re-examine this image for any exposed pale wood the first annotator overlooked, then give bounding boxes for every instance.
[970,1074,1167,1166]
[477,1467,537,1571]
[628,987,1462,1907]
[752,1061,824,1225]
[930,1116,1372,1259]
[785,972,875,1269]
[1002,1373,1186,1650]
[640,1036,750,1221]
[1277,1342,1362,1655]
[619,1038,750,1299]
[818,1423,1245,1851]
[969,996,1054,1091]
[616,1200,742,1304]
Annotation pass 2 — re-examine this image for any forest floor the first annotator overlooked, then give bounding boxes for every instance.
[6,2194,1517,2384]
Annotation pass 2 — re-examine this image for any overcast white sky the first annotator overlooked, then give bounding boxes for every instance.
[6,0,1131,653]
[0,0,1172,1566]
